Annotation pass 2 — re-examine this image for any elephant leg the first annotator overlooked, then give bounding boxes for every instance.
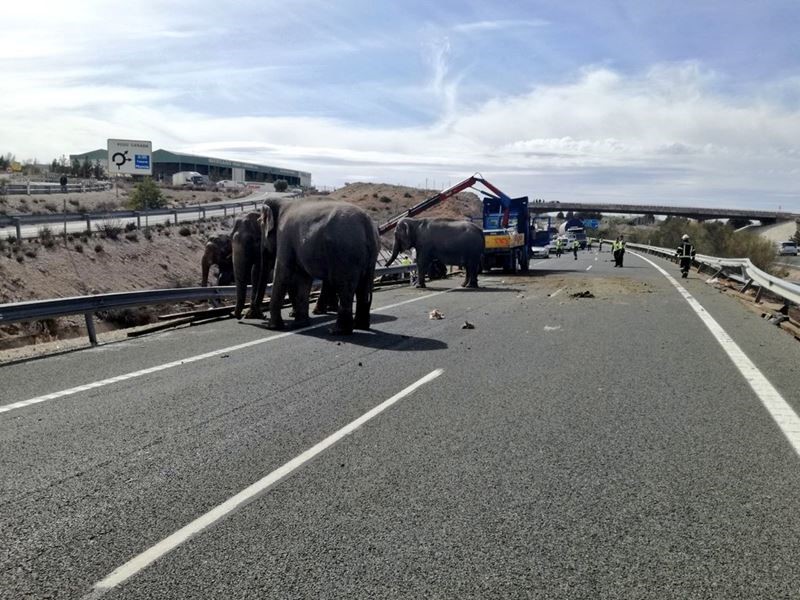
[354,271,374,330]
[266,267,289,330]
[312,281,331,314]
[466,260,479,288]
[330,284,355,335]
[291,272,313,328]
[232,254,249,320]
[415,255,428,288]
[244,257,264,319]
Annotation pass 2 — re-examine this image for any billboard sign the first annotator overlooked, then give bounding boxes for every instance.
[107,139,152,175]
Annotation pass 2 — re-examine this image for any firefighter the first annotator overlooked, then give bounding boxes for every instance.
[676,234,696,278]
[572,239,579,260]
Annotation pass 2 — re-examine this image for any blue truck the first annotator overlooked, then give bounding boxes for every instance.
[481,195,530,273]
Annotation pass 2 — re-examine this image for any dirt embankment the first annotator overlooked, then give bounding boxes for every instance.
[0,182,481,351]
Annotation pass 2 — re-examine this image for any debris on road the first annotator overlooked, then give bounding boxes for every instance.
[544,325,561,331]
[570,290,595,298]
[462,321,475,329]
[429,309,444,320]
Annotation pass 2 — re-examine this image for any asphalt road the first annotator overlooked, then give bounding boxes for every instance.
[2,249,800,599]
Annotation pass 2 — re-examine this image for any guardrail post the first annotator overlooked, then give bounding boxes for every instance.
[198,206,202,219]
[135,212,141,228]
[754,286,764,303]
[173,210,178,225]
[26,181,31,196]
[223,205,227,216]
[81,182,85,193]
[84,312,98,346]
[13,217,21,240]
[85,215,92,233]
[740,279,754,293]
[201,207,206,219]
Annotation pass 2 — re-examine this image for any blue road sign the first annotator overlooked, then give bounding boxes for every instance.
[135,155,150,169]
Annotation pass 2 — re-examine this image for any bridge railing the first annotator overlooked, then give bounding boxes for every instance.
[625,242,800,306]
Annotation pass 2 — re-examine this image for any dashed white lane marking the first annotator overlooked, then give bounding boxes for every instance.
[549,287,565,298]
[586,265,593,271]
[0,289,455,415]
[632,251,800,457]
[87,368,444,595]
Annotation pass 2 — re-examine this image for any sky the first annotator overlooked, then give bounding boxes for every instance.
[1,0,799,210]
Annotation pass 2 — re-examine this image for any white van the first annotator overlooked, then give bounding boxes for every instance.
[778,240,798,256]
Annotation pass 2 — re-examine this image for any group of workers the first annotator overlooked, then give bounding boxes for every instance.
[557,233,696,277]
[553,238,582,260]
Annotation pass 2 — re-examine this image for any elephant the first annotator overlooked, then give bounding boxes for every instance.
[386,217,483,288]
[201,234,233,287]
[254,198,379,334]
[231,211,266,319]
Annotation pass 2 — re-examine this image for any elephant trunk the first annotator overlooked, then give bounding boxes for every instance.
[386,239,401,266]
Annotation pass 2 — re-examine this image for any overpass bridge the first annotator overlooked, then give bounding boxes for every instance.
[529,201,800,223]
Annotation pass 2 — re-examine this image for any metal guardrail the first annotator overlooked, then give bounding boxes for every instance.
[0,264,417,346]
[626,242,800,306]
[0,182,112,196]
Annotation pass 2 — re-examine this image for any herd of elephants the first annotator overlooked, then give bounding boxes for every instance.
[200,197,485,334]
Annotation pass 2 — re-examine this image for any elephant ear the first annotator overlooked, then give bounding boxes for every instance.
[259,205,276,236]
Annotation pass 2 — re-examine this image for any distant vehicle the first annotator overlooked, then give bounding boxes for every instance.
[172,171,207,187]
[778,240,798,256]
[216,180,245,189]
[559,218,587,248]
[530,245,550,259]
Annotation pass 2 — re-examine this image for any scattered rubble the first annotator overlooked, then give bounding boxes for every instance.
[570,290,595,298]
[429,309,444,320]
[461,321,475,330]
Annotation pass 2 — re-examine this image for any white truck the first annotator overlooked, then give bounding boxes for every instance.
[172,171,207,187]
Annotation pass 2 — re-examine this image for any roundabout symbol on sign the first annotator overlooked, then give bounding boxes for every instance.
[111,150,131,170]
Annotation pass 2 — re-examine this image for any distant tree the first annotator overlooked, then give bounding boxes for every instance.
[50,159,59,174]
[71,159,81,177]
[274,179,289,192]
[81,158,92,178]
[575,211,603,220]
[794,221,800,245]
[127,177,166,210]
[556,211,564,219]
[93,160,104,179]
[566,210,574,219]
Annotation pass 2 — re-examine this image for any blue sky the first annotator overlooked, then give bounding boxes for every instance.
[1,0,799,209]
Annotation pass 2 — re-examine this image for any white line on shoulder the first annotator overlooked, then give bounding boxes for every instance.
[632,251,800,457]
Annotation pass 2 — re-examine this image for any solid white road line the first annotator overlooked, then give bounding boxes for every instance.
[632,251,800,457]
[586,265,593,271]
[0,289,455,415]
[549,287,565,298]
[87,368,444,595]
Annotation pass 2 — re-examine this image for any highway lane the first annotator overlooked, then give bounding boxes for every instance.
[3,249,800,598]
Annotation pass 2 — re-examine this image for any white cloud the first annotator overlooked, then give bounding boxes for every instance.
[2,51,799,208]
[452,19,549,33]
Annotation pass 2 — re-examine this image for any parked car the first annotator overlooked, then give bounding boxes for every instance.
[778,240,798,256]
[530,244,550,258]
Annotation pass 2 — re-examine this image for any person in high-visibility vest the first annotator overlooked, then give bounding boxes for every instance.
[613,235,626,267]
[572,239,580,260]
[555,238,563,257]
[675,234,696,278]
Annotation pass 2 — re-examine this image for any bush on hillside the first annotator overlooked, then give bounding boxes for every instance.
[127,178,167,210]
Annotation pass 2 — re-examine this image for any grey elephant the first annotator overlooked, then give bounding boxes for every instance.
[231,211,266,319]
[254,198,379,334]
[201,234,233,287]
[386,217,483,288]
